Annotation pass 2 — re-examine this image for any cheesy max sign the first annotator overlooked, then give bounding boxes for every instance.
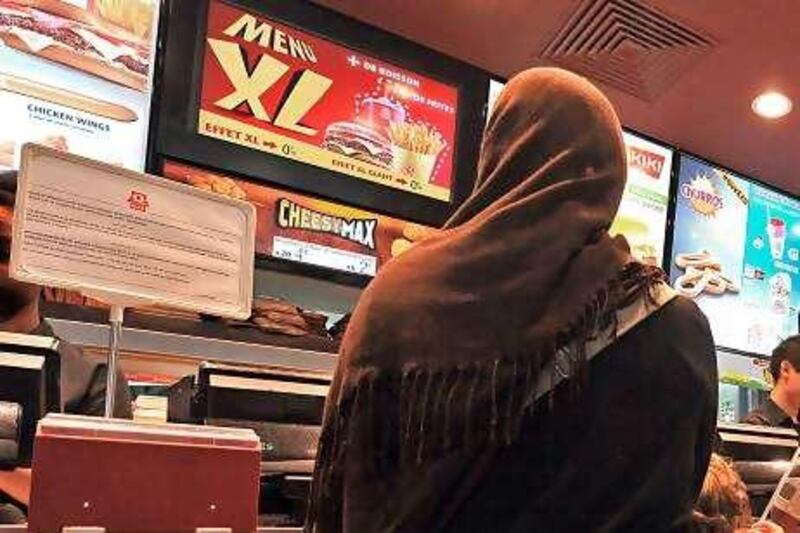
[197,0,459,201]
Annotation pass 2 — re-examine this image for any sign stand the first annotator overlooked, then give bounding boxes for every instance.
[11,145,257,420]
[86,294,144,420]
[14,145,260,531]
[104,305,125,418]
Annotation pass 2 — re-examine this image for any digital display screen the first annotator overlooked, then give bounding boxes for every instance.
[0,0,159,171]
[162,160,435,277]
[670,154,800,354]
[609,132,674,267]
[486,78,504,123]
[197,0,459,202]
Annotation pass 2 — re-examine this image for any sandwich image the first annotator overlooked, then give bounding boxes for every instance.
[609,214,660,265]
[322,121,393,169]
[0,72,138,121]
[631,243,658,266]
[0,0,152,91]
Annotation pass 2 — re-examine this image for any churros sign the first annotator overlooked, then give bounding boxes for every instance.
[681,174,723,216]
[198,0,459,202]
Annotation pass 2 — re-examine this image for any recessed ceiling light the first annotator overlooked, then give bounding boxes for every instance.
[752,91,793,119]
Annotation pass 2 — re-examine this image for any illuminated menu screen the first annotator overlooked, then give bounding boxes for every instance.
[197,0,459,202]
[609,132,674,267]
[162,160,435,277]
[0,0,159,171]
[670,155,800,354]
[486,78,504,123]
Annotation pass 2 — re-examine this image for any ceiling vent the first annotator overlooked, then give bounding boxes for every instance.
[539,0,717,101]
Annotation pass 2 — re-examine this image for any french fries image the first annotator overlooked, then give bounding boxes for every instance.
[388,122,446,184]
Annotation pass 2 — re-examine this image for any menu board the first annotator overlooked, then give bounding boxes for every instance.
[197,0,458,202]
[0,0,159,171]
[609,132,674,266]
[670,155,800,354]
[162,161,436,277]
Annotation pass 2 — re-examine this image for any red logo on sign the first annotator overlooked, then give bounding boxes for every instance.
[127,191,149,212]
[628,146,665,179]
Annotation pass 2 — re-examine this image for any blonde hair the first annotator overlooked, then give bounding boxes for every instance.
[695,454,752,530]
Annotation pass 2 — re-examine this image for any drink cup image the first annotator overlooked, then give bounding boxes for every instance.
[358,96,406,137]
[767,217,787,260]
[769,272,792,315]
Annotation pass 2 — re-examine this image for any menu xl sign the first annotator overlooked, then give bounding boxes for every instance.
[198,0,459,201]
[207,13,330,136]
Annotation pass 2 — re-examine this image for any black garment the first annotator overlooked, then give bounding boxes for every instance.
[33,321,132,419]
[332,297,718,533]
[741,397,798,432]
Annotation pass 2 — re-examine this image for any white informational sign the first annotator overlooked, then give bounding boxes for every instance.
[272,236,378,277]
[11,144,256,319]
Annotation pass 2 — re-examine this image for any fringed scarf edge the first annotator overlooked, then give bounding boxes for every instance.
[306,262,668,530]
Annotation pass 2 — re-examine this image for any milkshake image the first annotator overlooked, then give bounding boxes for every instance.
[769,272,791,315]
[767,217,787,260]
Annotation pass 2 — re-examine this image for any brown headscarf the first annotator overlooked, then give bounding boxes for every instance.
[308,68,666,530]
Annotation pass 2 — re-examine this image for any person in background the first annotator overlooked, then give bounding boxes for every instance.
[307,68,718,532]
[693,453,753,531]
[692,454,783,533]
[0,170,132,523]
[742,336,800,432]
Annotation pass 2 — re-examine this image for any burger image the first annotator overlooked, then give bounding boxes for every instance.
[0,0,152,91]
[322,121,393,169]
